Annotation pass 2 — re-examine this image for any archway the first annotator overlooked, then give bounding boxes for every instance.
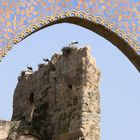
[0,1,140,139]
[1,11,140,72]
[0,22,140,140]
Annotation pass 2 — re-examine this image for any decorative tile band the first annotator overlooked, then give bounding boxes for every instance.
[0,10,139,61]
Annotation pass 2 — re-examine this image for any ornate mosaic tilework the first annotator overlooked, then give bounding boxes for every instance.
[0,0,140,60]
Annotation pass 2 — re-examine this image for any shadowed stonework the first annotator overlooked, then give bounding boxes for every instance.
[0,46,100,140]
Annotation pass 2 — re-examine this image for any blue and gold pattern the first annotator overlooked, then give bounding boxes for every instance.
[0,0,140,60]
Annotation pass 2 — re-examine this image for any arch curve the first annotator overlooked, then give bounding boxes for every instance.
[1,11,140,72]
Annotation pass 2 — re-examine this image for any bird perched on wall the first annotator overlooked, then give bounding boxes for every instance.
[71,41,79,45]
[69,41,79,47]
[43,58,50,62]
[27,66,33,71]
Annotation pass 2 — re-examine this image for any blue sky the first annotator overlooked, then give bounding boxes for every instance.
[0,23,140,140]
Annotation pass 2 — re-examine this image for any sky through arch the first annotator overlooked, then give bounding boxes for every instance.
[0,23,140,140]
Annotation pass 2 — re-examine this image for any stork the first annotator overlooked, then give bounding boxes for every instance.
[27,66,33,71]
[43,58,50,62]
[69,41,79,47]
[70,41,79,45]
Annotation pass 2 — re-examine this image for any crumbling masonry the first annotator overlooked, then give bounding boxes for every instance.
[0,47,100,140]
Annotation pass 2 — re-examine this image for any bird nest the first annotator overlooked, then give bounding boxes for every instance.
[61,46,77,56]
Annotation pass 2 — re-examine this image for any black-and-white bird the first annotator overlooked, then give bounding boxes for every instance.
[27,66,33,71]
[43,58,50,62]
[70,41,79,45]
[69,41,79,47]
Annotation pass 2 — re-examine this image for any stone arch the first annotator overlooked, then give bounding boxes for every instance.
[1,11,140,72]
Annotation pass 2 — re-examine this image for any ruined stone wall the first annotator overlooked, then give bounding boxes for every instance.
[0,46,100,140]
